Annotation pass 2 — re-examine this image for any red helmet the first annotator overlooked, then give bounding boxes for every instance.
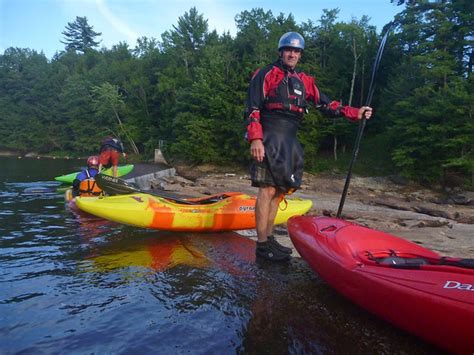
[87,155,99,167]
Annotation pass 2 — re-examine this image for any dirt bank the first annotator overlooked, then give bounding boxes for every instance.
[152,164,474,259]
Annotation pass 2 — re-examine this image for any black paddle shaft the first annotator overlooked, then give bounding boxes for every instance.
[95,173,197,205]
[94,173,229,206]
[337,28,391,218]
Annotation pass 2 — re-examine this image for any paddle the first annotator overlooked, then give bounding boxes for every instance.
[337,26,391,218]
[370,251,474,270]
[94,173,198,205]
[441,257,474,269]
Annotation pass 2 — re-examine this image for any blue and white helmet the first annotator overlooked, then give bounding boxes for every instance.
[278,32,305,51]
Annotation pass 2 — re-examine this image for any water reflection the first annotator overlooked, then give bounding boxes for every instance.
[79,232,256,276]
[66,201,117,241]
[0,157,441,354]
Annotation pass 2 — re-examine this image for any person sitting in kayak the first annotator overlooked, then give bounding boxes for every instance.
[72,156,102,197]
[98,136,126,177]
[244,31,373,261]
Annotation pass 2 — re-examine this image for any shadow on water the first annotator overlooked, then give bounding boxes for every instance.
[0,157,443,354]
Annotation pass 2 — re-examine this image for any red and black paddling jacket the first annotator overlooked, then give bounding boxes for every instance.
[244,59,360,141]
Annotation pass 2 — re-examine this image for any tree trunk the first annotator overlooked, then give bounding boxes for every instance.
[48,134,62,149]
[349,37,360,106]
[112,107,140,154]
[468,50,473,78]
[360,59,365,106]
[138,85,150,118]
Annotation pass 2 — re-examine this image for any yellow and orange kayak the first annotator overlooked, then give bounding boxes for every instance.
[75,192,312,232]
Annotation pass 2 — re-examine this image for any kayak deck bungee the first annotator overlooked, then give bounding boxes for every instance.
[54,164,134,184]
[288,216,474,354]
[75,192,312,232]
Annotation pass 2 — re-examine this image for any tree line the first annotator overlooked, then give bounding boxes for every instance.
[0,1,472,187]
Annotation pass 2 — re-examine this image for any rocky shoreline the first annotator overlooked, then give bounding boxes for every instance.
[4,153,472,258]
[152,164,474,259]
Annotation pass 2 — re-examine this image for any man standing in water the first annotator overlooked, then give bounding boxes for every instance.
[245,32,373,261]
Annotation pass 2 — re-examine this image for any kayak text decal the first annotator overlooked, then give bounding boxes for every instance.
[102,175,119,183]
[443,281,474,291]
[239,206,255,212]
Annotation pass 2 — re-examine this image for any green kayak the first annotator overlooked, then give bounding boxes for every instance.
[54,164,134,184]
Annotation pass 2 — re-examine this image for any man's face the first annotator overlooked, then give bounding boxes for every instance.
[280,47,302,69]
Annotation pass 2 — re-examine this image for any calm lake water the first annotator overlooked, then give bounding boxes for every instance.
[0,156,441,354]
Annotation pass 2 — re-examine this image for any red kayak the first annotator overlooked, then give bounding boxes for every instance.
[288,216,474,354]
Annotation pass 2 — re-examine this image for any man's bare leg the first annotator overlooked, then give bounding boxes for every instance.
[255,186,278,242]
[265,190,283,236]
[255,186,290,261]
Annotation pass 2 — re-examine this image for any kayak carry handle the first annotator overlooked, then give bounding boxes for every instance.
[320,225,338,232]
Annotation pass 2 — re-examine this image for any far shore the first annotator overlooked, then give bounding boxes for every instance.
[0,151,83,159]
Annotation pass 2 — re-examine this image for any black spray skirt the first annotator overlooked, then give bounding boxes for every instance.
[259,116,304,192]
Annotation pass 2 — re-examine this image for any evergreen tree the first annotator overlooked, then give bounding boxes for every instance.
[57,73,97,153]
[161,7,209,75]
[0,48,57,152]
[169,36,246,163]
[61,16,102,53]
[386,1,473,186]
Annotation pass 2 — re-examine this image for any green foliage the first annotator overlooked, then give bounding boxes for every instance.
[57,74,97,153]
[0,3,472,188]
[381,0,473,186]
[0,48,61,152]
[389,79,473,183]
[311,133,396,176]
[91,82,125,122]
